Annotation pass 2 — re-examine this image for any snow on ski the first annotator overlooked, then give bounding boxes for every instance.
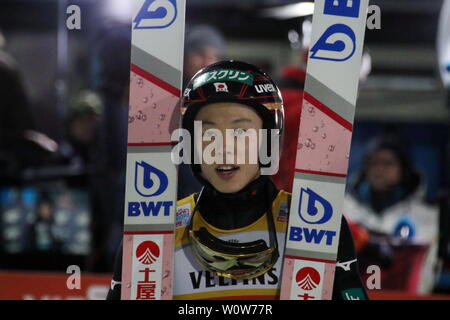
[121,0,185,300]
[280,0,369,300]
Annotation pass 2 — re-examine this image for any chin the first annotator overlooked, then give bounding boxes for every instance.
[214,184,242,194]
[203,167,260,194]
[210,179,247,194]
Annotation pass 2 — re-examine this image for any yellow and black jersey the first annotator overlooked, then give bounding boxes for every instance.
[172,190,289,300]
[107,186,368,300]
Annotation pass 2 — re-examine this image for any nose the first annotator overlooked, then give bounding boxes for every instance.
[215,131,235,163]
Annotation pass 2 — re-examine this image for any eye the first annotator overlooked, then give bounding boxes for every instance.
[203,129,218,138]
[234,128,247,136]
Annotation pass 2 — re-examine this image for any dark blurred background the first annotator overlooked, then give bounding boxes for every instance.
[0,0,450,298]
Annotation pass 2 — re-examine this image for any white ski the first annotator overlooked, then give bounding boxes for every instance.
[121,0,185,300]
[280,0,370,300]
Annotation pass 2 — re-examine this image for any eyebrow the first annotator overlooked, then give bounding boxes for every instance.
[201,118,253,126]
[231,118,253,124]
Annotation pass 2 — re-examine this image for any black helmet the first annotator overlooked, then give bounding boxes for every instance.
[181,60,284,175]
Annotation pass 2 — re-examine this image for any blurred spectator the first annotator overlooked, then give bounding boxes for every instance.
[436,184,450,293]
[0,29,45,181]
[270,51,307,192]
[65,90,102,163]
[183,24,226,85]
[437,0,450,108]
[272,19,313,191]
[343,133,440,294]
[87,21,131,272]
[178,24,226,199]
[26,192,62,253]
[58,89,103,187]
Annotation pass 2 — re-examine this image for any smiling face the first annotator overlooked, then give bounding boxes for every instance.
[194,102,263,193]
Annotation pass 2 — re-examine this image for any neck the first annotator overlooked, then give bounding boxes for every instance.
[198,176,279,230]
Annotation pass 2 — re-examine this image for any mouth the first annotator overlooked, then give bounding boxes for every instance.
[215,165,240,181]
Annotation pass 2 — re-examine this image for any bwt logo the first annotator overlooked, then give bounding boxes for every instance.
[310,24,356,62]
[298,188,333,225]
[289,188,336,246]
[128,161,173,217]
[134,0,177,29]
[310,0,362,62]
[136,241,160,265]
[134,161,168,197]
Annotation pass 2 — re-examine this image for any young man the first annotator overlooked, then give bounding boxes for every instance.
[107,61,367,300]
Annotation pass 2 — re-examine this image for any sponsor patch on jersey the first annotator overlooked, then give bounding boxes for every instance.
[176,203,191,228]
[277,201,289,222]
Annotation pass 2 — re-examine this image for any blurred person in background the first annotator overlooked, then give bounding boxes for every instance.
[0,29,49,182]
[65,90,102,165]
[178,24,226,200]
[436,0,450,293]
[26,192,62,254]
[437,165,450,294]
[343,133,440,294]
[87,21,131,272]
[182,24,226,86]
[58,89,103,187]
[438,0,450,110]
[270,21,309,193]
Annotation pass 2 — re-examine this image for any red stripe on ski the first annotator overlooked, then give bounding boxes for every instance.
[303,92,353,132]
[131,64,180,97]
[284,255,336,264]
[123,231,174,235]
[295,169,347,178]
[128,142,177,147]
